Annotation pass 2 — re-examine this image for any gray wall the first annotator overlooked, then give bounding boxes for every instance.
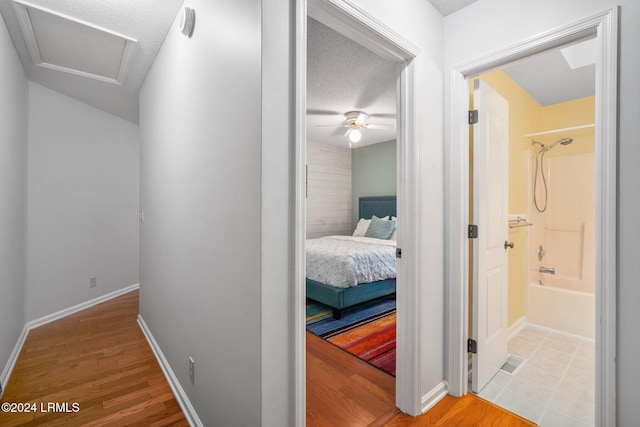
[351,140,396,228]
[139,0,263,424]
[445,0,640,424]
[26,82,139,321]
[0,14,27,387]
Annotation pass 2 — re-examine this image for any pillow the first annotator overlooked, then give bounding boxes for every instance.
[352,216,390,237]
[352,218,371,237]
[365,216,396,239]
[390,216,397,240]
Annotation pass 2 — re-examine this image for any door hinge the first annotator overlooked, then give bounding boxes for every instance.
[396,247,402,259]
[468,224,478,239]
[467,338,477,354]
[468,110,478,125]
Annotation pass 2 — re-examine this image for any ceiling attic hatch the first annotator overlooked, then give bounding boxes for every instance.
[13,0,137,85]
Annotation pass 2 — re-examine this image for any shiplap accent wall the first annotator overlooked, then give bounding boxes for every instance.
[306,140,352,238]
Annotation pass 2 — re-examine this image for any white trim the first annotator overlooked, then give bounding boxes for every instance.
[523,321,596,344]
[137,315,202,427]
[0,283,139,398]
[421,381,448,414]
[300,0,422,417]
[395,58,422,416]
[507,316,527,341]
[444,66,469,398]
[25,283,140,330]
[445,8,617,427]
[0,326,29,398]
[593,9,618,427]
[294,0,307,425]
[307,0,420,62]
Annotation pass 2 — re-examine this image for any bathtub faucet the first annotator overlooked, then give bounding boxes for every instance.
[539,266,556,275]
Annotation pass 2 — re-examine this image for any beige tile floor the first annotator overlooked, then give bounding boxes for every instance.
[476,326,595,426]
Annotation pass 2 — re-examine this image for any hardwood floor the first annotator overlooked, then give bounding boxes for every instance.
[307,331,537,426]
[1,291,534,426]
[0,290,187,426]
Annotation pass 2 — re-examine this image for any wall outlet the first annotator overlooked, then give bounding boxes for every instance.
[90,277,97,288]
[188,357,195,384]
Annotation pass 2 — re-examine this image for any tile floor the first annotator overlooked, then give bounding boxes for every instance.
[475,325,595,426]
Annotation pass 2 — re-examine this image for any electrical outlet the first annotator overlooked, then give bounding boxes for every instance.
[90,277,97,288]
[188,357,195,384]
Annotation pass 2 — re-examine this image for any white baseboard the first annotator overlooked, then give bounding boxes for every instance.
[508,316,527,341]
[421,380,448,414]
[522,321,595,343]
[0,325,29,398]
[137,315,202,427]
[0,283,139,399]
[26,283,140,330]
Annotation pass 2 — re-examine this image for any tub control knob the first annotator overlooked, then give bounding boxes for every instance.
[504,240,515,250]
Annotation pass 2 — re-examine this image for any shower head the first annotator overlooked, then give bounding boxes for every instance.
[532,137,573,152]
[531,140,546,149]
[548,137,574,149]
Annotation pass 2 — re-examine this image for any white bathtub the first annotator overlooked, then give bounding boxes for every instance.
[527,280,595,339]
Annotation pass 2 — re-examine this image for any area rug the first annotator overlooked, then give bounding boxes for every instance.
[306,298,396,376]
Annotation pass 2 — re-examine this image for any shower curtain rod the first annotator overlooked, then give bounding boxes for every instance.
[523,123,594,138]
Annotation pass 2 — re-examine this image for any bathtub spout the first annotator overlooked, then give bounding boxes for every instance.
[539,266,556,275]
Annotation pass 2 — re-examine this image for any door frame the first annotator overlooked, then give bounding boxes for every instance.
[445,7,618,426]
[294,0,423,422]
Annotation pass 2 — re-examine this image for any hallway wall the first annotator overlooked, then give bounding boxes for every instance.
[0,13,28,388]
[139,0,263,424]
[26,83,140,321]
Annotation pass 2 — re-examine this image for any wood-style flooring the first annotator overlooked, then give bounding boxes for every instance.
[1,289,534,426]
[0,290,187,426]
[307,331,537,426]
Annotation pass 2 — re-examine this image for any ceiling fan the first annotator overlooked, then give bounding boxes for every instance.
[315,111,394,145]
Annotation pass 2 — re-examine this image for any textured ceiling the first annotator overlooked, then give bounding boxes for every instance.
[307,17,397,148]
[0,0,185,123]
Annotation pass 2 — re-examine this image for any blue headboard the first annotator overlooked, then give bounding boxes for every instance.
[359,196,397,219]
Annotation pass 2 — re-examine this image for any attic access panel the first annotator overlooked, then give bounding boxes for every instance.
[13,0,137,85]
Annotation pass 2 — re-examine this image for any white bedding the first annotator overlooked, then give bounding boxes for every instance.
[305,235,396,288]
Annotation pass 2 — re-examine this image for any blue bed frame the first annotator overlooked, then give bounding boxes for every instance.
[306,196,397,319]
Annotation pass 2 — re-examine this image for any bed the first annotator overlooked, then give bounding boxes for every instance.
[306,196,397,319]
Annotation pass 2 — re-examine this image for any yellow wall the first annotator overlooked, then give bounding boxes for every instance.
[471,71,594,327]
[534,96,595,157]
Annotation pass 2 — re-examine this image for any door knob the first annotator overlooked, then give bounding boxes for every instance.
[504,241,515,250]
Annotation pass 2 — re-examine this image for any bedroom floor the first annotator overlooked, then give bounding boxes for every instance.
[307,331,536,426]
[475,326,595,426]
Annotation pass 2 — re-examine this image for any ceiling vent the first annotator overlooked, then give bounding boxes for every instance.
[13,0,137,85]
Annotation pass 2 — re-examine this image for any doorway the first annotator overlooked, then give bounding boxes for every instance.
[295,0,422,420]
[446,8,617,427]
[469,39,597,424]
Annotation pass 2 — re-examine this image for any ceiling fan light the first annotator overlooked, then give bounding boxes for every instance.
[349,129,362,143]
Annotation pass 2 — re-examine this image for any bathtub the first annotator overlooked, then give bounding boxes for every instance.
[527,279,595,339]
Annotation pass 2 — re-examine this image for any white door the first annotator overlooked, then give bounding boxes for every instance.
[471,79,509,393]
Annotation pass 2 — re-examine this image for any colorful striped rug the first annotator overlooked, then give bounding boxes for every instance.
[306,298,396,376]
